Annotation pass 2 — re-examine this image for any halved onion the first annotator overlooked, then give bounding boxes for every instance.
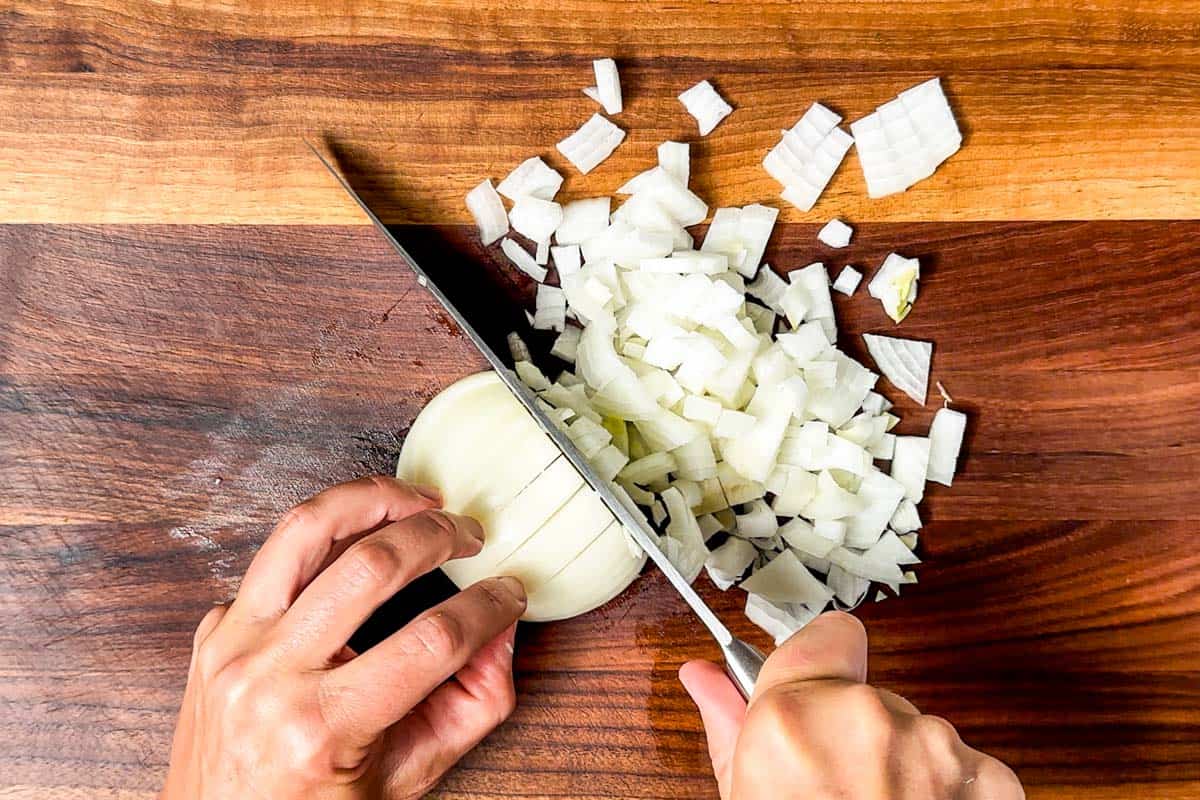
[397,371,645,621]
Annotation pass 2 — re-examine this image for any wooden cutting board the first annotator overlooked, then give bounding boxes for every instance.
[2,3,1199,798]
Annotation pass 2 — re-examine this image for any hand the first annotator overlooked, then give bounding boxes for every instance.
[680,612,1024,800]
[161,476,527,800]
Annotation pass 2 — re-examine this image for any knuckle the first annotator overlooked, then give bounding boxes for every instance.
[476,579,517,613]
[974,755,1025,797]
[409,612,465,661]
[274,501,318,538]
[418,508,460,541]
[916,713,963,748]
[192,604,228,649]
[344,538,405,586]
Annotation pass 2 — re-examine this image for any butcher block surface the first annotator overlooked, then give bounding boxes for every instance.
[2,2,1199,798]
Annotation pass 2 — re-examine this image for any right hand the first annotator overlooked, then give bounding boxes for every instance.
[680,611,1024,800]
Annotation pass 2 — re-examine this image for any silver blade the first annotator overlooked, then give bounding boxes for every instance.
[307,141,733,647]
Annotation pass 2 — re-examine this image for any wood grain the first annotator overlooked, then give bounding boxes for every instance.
[3,222,1199,798]
[2,1,1200,223]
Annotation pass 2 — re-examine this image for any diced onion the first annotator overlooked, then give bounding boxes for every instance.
[926,407,966,486]
[831,266,863,296]
[465,179,509,246]
[678,79,733,136]
[501,237,548,282]
[817,219,853,248]
[558,113,627,174]
[497,156,564,201]
[863,333,931,405]
[586,58,623,115]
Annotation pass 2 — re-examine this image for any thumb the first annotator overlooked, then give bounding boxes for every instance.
[679,660,747,800]
[752,610,868,703]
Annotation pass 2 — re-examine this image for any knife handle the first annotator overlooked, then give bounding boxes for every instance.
[722,637,767,699]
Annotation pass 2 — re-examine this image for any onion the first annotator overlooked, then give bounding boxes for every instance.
[555,197,611,246]
[678,79,733,136]
[831,266,863,296]
[706,537,757,590]
[585,58,623,115]
[397,372,645,621]
[817,219,853,248]
[863,333,931,405]
[500,237,548,282]
[891,436,931,503]
[509,196,564,244]
[657,141,690,186]
[850,78,962,198]
[764,103,854,211]
[429,92,974,632]
[497,156,564,202]
[867,253,921,323]
[927,407,966,486]
[557,113,626,174]
[465,179,509,246]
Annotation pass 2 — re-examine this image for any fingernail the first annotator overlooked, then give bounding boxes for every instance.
[504,623,518,655]
[495,575,527,602]
[413,483,442,503]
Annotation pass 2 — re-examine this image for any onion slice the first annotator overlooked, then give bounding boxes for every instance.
[465,179,508,246]
[585,58,623,115]
[927,407,967,486]
[678,80,733,136]
[862,333,931,405]
[497,156,564,202]
[558,114,626,174]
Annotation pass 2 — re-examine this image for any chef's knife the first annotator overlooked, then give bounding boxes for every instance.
[307,141,765,698]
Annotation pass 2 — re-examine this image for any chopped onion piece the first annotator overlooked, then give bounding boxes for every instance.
[658,141,690,187]
[741,549,833,609]
[871,530,921,566]
[550,244,582,279]
[842,468,906,548]
[863,333,931,405]
[550,326,582,362]
[735,499,778,540]
[927,407,967,486]
[515,360,552,392]
[678,80,733,136]
[831,266,863,296]
[827,564,870,608]
[558,114,626,174]
[585,58,623,115]
[764,103,853,211]
[501,238,548,282]
[851,77,962,199]
[890,499,922,533]
[706,537,757,590]
[556,197,612,245]
[746,265,787,314]
[465,179,509,246]
[868,253,920,323]
[497,156,564,201]
[891,436,931,503]
[745,593,819,645]
[779,517,838,558]
[817,219,853,248]
[619,451,677,484]
[510,197,563,243]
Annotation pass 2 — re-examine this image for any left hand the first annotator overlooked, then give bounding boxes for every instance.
[161,475,527,800]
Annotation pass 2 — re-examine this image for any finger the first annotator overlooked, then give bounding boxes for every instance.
[679,660,747,800]
[272,510,484,662]
[380,623,519,797]
[752,611,868,702]
[320,576,526,745]
[962,751,1026,800]
[187,603,229,678]
[234,476,441,619]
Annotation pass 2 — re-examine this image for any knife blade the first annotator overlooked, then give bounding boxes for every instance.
[307,141,764,697]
